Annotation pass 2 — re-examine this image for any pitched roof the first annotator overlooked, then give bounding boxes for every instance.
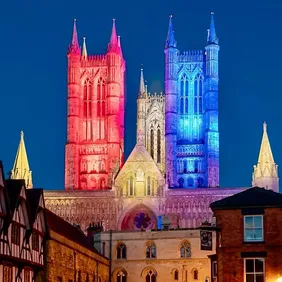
[5,179,25,214]
[26,188,43,225]
[45,209,99,254]
[210,187,282,210]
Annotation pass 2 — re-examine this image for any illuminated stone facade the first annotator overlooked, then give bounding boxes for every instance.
[99,229,215,282]
[65,19,125,191]
[44,210,109,282]
[165,14,219,189]
[137,69,165,173]
[42,15,277,233]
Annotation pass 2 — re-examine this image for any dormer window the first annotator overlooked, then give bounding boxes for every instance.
[244,215,263,242]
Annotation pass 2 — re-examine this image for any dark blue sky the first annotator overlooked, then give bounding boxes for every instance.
[0,0,281,190]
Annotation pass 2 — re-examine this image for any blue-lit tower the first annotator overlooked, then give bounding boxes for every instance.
[164,13,219,188]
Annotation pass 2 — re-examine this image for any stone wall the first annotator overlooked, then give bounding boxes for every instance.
[44,230,109,282]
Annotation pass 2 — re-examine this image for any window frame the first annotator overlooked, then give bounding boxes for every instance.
[243,215,264,242]
[146,242,156,259]
[117,243,127,260]
[244,258,265,282]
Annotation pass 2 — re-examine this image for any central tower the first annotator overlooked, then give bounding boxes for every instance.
[164,14,219,188]
[65,19,125,190]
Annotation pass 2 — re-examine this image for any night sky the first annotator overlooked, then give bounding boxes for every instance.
[0,0,281,190]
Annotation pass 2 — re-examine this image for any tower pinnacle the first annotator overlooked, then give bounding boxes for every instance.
[108,19,119,53]
[82,37,87,59]
[165,15,177,49]
[10,131,33,189]
[68,19,80,54]
[252,122,279,192]
[207,12,218,45]
[138,68,146,98]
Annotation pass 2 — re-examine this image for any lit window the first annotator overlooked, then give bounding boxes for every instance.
[193,270,198,280]
[244,215,263,242]
[180,241,191,258]
[117,243,127,259]
[11,223,20,245]
[146,242,156,259]
[245,258,264,282]
[32,232,39,251]
[3,266,13,282]
[173,270,179,281]
[145,270,156,282]
[117,270,126,282]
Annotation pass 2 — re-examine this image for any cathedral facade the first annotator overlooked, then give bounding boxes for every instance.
[65,19,125,191]
[7,15,279,233]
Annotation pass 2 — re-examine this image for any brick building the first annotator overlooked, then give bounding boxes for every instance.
[43,210,109,282]
[210,187,282,282]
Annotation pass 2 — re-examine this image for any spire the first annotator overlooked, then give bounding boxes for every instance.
[82,37,87,59]
[118,35,123,57]
[68,19,80,54]
[108,19,119,53]
[207,12,219,45]
[165,15,177,49]
[138,68,146,98]
[10,131,33,189]
[252,122,279,192]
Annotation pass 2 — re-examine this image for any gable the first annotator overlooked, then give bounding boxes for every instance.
[33,209,46,233]
[115,144,164,185]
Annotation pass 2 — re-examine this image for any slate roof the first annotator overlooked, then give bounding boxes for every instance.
[210,187,282,210]
[45,209,99,254]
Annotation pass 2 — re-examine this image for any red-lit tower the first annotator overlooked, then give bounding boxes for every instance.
[65,19,125,190]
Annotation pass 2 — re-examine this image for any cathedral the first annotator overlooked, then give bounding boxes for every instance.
[9,14,279,232]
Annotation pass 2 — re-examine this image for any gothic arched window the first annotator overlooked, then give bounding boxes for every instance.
[183,160,187,173]
[199,97,203,114]
[150,128,154,159]
[178,178,184,188]
[188,178,194,187]
[83,80,92,118]
[145,270,156,282]
[174,270,179,281]
[117,243,127,259]
[129,176,134,196]
[99,178,105,189]
[194,160,198,173]
[117,270,127,282]
[180,241,191,258]
[146,242,156,259]
[147,176,151,196]
[193,270,198,280]
[157,128,161,163]
[197,177,204,188]
[180,74,189,115]
[97,78,106,139]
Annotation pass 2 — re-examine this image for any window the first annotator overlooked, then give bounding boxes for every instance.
[117,270,126,282]
[244,215,263,242]
[3,265,12,282]
[146,242,156,259]
[117,243,127,259]
[24,270,30,282]
[32,233,39,251]
[145,270,156,282]
[11,223,20,245]
[178,178,184,188]
[97,78,106,139]
[174,270,179,281]
[180,241,191,258]
[150,129,154,159]
[129,176,134,196]
[147,176,151,196]
[193,270,198,280]
[212,261,217,279]
[157,128,161,163]
[245,258,264,282]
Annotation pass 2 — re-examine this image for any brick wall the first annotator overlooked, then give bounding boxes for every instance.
[215,207,282,282]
